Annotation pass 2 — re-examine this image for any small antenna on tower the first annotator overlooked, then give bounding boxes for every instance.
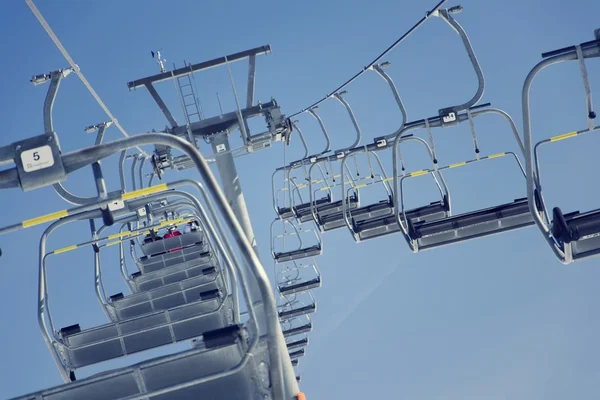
[151,49,167,73]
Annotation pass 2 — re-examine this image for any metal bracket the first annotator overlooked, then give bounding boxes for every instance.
[14,132,67,191]
[438,106,459,127]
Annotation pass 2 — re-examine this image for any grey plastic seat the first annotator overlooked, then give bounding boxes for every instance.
[131,258,218,293]
[57,294,232,369]
[354,200,449,241]
[286,337,309,351]
[289,349,305,360]
[278,277,321,296]
[315,195,387,231]
[141,231,204,256]
[273,245,322,263]
[552,207,600,260]
[295,192,359,223]
[318,197,393,232]
[138,243,210,274]
[408,198,534,250]
[12,326,276,400]
[277,193,331,220]
[107,272,225,321]
[282,322,312,338]
[278,304,316,322]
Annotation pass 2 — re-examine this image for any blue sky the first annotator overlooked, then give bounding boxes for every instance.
[1,0,600,399]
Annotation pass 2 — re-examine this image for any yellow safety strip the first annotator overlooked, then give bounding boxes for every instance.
[410,170,429,177]
[121,183,168,201]
[487,152,506,159]
[160,217,186,227]
[54,245,78,255]
[550,131,577,142]
[104,241,120,247]
[354,183,367,189]
[108,231,130,240]
[449,161,467,169]
[22,209,69,228]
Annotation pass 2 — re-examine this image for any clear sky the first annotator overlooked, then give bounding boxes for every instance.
[1,0,600,399]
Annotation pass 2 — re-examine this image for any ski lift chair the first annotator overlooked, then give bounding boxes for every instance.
[38,201,235,379]
[340,138,451,242]
[277,291,317,322]
[522,31,600,263]
[393,105,534,252]
[281,314,313,338]
[271,219,323,263]
[277,260,322,296]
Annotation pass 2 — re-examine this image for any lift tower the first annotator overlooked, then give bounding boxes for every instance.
[127,45,291,256]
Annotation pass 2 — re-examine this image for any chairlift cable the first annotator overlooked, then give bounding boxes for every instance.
[288,0,448,118]
[25,0,149,157]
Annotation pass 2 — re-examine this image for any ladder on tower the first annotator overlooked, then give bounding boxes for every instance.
[176,63,203,124]
[175,62,204,147]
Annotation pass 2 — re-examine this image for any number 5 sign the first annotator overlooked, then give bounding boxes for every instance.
[21,145,55,172]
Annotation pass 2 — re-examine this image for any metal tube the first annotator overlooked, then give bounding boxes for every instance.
[437,9,485,112]
[333,93,361,150]
[119,150,127,192]
[291,121,309,160]
[39,209,103,381]
[130,154,139,191]
[43,70,63,135]
[307,108,331,154]
[372,64,407,132]
[138,156,147,190]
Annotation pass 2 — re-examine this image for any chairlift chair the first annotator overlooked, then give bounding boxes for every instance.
[271,219,323,263]
[277,291,317,322]
[277,260,322,296]
[522,31,600,263]
[393,106,534,252]
[341,140,451,242]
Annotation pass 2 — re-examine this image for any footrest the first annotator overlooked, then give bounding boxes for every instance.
[282,322,312,338]
[411,198,534,250]
[274,244,322,263]
[14,336,275,400]
[278,277,321,296]
[60,297,231,369]
[278,304,316,321]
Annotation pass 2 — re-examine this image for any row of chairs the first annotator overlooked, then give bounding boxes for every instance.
[1,65,302,398]
[272,7,600,265]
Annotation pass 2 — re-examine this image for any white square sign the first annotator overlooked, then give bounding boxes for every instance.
[108,199,125,211]
[21,145,55,172]
[216,144,227,153]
